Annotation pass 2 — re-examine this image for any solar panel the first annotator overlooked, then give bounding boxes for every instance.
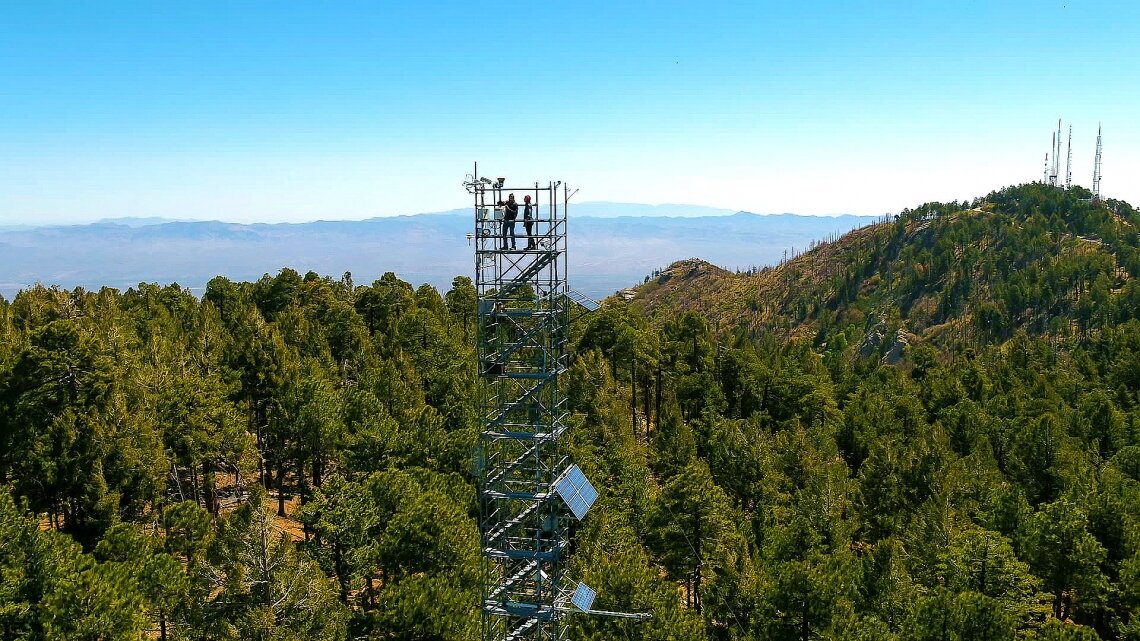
[555,464,598,521]
[571,582,596,613]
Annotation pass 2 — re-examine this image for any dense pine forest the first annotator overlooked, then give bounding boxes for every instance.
[2,183,1140,640]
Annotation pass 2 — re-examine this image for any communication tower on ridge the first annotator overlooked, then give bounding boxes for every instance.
[1048,132,1057,186]
[1093,124,1103,201]
[1065,125,1073,190]
[1049,119,1062,187]
[463,165,647,641]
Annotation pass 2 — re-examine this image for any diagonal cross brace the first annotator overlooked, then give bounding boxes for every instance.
[490,314,558,369]
[497,251,558,300]
[485,376,551,430]
[487,559,541,602]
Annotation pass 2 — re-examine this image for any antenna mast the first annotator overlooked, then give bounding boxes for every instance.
[1048,131,1057,187]
[1092,124,1103,201]
[1049,119,1061,187]
[1065,125,1073,190]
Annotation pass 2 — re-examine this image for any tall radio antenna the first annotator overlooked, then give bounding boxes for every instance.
[1049,118,1061,187]
[1065,125,1073,190]
[1048,131,1057,186]
[1092,124,1103,201]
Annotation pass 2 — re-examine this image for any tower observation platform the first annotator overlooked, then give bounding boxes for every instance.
[464,167,645,641]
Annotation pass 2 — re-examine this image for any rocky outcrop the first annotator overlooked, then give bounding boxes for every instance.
[858,325,914,365]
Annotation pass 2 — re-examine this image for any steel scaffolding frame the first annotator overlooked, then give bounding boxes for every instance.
[470,171,574,641]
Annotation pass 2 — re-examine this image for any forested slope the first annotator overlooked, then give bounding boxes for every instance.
[632,183,1140,350]
[0,272,485,640]
[1,183,1139,640]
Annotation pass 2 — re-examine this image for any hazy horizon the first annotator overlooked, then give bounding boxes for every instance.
[1,201,885,228]
[0,210,881,300]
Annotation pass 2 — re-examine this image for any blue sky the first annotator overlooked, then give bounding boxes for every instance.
[2,1,1138,224]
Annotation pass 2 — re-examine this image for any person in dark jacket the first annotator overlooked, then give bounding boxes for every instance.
[502,194,519,250]
[523,195,535,249]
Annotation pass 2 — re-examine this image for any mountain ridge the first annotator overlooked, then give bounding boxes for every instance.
[628,183,1140,355]
[7,201,874,230]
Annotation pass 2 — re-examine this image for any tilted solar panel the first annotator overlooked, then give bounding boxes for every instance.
[555,464,598,521]
[571,582,597,612]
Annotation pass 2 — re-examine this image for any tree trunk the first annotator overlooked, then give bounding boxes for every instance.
[693,508,702,614]
[203,461,218,517]
[631,356,638,436]
[978,542,987,594]
[298,457,311,541]
[190,463,201,508]
[276,465,287,517]
[334,544,349,605]
[688,561,697,611]
[252,399,266,488]
[800,599,808,641]
[643,377,652,436]
[655,366,662,434]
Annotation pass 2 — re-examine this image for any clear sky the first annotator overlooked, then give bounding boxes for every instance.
[2,1,1138,225]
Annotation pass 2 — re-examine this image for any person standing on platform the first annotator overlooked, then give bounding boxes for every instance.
[502,193,519,250]
[523,195,535,249]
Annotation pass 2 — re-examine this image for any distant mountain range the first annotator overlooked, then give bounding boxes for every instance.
[94,216,206,227]
[0,203,878,300]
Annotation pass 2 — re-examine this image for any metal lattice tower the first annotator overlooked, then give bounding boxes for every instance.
[465,167,647,641]
[461,164,578,641]
[1054,119,1063,186]
[1047,132,1056,186]
[1049,119,1061,187]
[1093,124,1103,201]
[1065,125,1073,190]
